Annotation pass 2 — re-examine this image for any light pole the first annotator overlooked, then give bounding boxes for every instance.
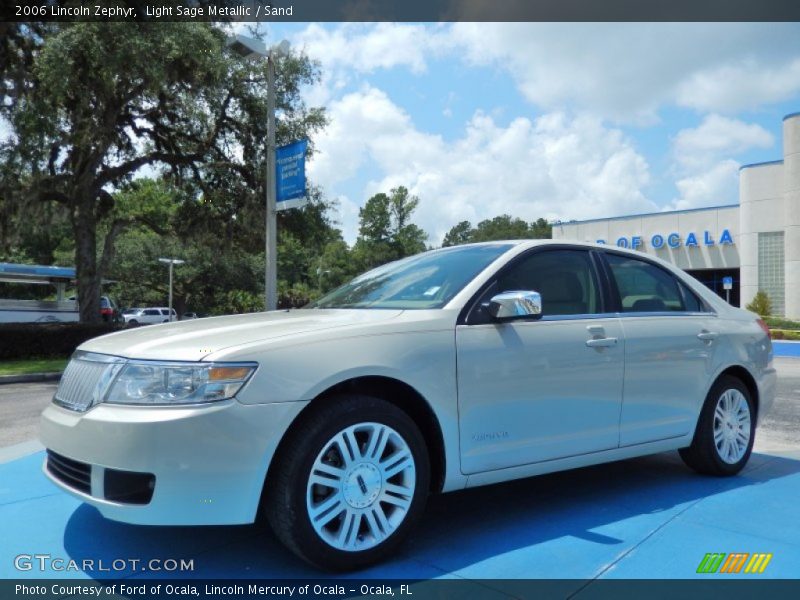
[227,34,290,311]
[158,258,184,321]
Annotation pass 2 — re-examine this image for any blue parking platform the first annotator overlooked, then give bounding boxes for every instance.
[774,341,800,358]
[2,447,800,589]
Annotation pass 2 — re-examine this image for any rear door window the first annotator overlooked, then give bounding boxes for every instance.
[605,253,687,312]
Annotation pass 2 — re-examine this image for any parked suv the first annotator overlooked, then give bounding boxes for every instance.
[123,307,177,326]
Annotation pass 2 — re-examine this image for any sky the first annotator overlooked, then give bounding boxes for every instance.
[6,22,799,248]
[239,22,800,247]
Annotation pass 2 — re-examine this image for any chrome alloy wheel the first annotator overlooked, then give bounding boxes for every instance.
[305,422,416,552]
[713,388,751,464]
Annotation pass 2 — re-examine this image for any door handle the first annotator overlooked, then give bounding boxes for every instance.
[697,331,719,341]
[586,337,618,348]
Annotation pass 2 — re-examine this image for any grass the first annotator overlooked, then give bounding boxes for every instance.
[0,357,69,376]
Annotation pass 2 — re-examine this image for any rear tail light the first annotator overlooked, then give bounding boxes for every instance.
[756,318,770,337]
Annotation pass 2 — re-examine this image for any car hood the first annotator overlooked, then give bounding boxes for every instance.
[79,309,405,361]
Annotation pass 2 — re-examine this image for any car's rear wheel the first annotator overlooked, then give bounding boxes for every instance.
[680,375,755,476]
[265,395,429,571]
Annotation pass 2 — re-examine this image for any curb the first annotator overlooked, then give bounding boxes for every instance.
[0,372,62,385]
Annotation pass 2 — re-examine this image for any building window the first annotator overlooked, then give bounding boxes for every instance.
[758,231,785,316]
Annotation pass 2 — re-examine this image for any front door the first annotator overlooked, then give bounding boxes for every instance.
[456,249,624,475]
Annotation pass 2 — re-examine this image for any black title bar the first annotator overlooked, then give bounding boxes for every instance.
[3,0,800,23]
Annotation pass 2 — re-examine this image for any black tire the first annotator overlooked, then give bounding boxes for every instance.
[264,394,430,571]
[680,375,756,476]
[128,320,138,327]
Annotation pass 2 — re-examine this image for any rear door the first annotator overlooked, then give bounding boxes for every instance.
[600,251,719,446]
[456,247,625,474]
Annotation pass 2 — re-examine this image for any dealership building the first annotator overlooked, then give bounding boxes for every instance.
[552,112,800,320]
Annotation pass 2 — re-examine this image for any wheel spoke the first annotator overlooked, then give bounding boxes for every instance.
[337,511,361,549]
[309,494,345,525]
[381,490,412,510]
[366,426,390,461]
[334,432,357,466]
[364,508,387,543]
[714,427,725,444]
[309,473,341,489]
[381,450,414,479]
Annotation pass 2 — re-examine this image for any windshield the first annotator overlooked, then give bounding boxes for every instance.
[310,243,514,309]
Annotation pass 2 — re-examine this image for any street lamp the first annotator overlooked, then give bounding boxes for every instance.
[227,34,290,311]
[158,258,185,322]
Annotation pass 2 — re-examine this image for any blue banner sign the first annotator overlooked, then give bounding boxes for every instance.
[276,139,308,205]
[596,229,734,249]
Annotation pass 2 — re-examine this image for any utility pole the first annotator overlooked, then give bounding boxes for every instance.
[158,258,184,321]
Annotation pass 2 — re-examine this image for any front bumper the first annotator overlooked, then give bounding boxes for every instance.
[40,399,307,525]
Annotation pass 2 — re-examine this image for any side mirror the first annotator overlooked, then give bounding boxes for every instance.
[485,290,542,321]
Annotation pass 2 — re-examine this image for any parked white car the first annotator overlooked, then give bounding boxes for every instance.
[123,307,177,326]
[41,241,776,571]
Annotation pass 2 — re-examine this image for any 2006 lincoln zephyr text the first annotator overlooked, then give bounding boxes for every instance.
[41,240,776,570]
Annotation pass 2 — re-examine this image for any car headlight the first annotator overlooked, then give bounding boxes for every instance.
[104,362,257,406]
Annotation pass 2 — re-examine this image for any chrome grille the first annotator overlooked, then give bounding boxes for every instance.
[53,354,123,412]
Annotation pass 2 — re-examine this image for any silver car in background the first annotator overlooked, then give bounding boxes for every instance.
[40,241,776,570]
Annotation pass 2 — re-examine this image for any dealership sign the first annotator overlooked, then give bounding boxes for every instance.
[597,229,735,249]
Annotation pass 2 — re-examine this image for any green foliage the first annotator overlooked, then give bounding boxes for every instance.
[746,290,773,316]
[442,215,552,246]
[352,186,428,272]
[763,316,800,331]
[1,22,326,322]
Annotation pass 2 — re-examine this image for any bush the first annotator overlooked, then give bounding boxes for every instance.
[0,322,123,360]
[769,329,800,341]
[764,316,800,331]
[746,290,772,316]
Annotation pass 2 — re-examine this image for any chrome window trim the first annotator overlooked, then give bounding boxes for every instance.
[459,310,718,326]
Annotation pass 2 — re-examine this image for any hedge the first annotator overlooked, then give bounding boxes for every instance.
[0,322,124,360]
[770,329,800,341]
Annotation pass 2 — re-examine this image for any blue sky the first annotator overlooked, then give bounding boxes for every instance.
[217,23,800,244]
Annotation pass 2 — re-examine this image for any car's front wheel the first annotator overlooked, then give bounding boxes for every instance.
[680,375,755,476]
[265,395,430,571]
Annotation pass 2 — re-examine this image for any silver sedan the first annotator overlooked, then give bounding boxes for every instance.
[40,241,776,570]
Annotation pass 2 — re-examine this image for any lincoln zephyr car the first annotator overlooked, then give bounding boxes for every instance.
[41,241,776,570]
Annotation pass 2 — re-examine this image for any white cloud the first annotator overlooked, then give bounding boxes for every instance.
[292,22,800,121]
[675,58,800,113]
[672,114,774,170]
[447,23,800,120]
[294,23,441,75]
[667,115,774,210]
[670,160,741,211]
[309,87,655,245]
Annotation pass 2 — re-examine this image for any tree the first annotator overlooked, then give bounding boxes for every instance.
[441,215,552,246]
[1,23,325,321]
[746,290,772,316]
[442,221,473,247]
[352,186,427,271]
